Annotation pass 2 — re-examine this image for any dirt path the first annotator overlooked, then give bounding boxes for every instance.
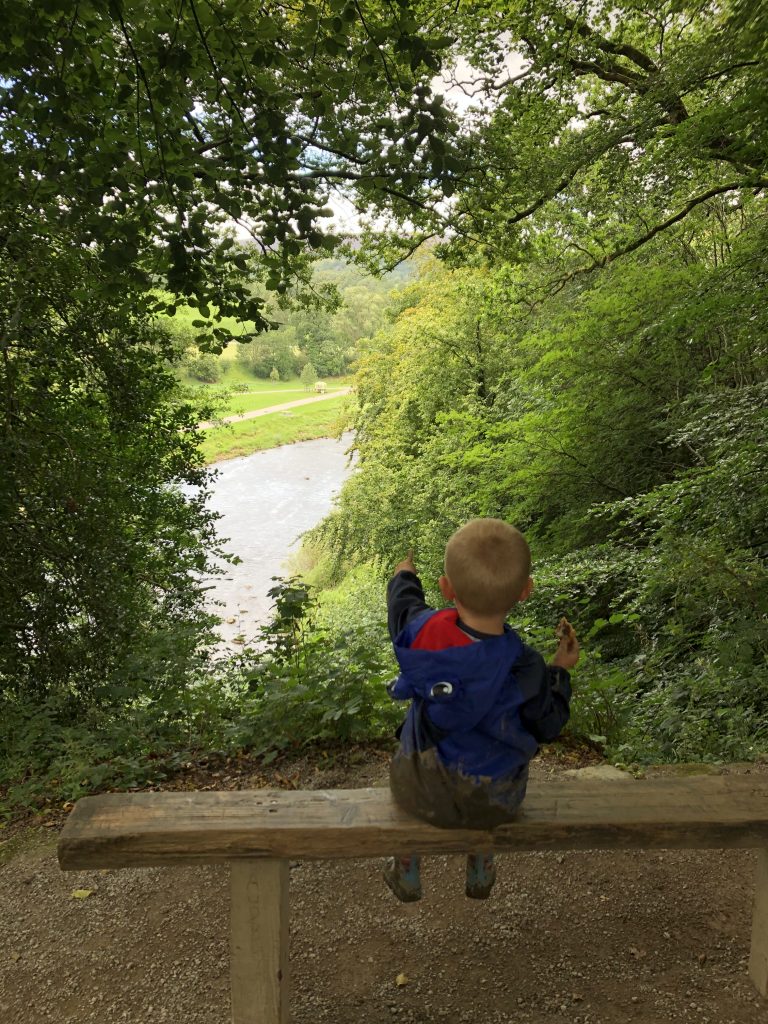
[198,387,352,430]
[2,750,766,1024]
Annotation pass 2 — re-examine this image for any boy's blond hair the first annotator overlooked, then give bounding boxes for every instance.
[444,518,531,616]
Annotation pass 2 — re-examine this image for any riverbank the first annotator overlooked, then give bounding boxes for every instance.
[198,387,352,430]
[200,392,350,464]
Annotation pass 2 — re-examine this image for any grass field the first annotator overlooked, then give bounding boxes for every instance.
[200,394,350,463]
[212,381,349,418]
[177,349,352,417]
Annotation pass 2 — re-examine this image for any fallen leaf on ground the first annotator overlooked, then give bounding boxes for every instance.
[396,973,409,987]
[70,889,93,899]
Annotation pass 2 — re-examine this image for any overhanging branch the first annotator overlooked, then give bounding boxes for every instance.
[552,178,768,292]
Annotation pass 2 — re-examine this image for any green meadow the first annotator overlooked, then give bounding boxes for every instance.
[199,393,350,463]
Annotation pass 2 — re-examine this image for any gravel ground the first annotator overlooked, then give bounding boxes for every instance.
[1,751,766,1024]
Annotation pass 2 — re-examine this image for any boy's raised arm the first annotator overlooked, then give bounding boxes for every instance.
[387,550,432,641]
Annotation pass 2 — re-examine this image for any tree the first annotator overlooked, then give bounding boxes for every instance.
[237,328,298,379]
[301,362,318,390]
[0,230,223,703]
[1,0,461,345]
[366,1,768,279]
[185,350,222,382]
[270,366,281,382]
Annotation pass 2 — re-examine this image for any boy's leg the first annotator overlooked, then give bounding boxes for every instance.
[466,852,496,899]
[383,854,422,902]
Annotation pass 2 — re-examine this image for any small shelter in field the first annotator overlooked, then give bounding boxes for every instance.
[314,381,327,394]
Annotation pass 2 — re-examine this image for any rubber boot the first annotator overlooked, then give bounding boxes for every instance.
[383,855,422,902]
[466,852,496,899]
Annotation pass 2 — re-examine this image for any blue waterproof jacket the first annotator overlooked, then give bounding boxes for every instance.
[390,606,569,784]
[386,571,572,825]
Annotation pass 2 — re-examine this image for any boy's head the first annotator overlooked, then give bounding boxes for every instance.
[442,518,532,617]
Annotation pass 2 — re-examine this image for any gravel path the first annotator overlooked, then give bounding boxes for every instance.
[198,388,352,430]
[2,752,766,1024]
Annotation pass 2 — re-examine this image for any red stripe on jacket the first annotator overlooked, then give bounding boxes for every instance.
[409,609,475,651]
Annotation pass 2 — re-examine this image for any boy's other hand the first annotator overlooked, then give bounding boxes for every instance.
[551,617,580,671]
[394,549,417,576]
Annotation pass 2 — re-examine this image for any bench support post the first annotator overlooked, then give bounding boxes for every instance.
[231,859,289,1024]
[750,848,768,997]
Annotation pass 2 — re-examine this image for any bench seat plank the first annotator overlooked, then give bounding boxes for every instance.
[58,776,768,870]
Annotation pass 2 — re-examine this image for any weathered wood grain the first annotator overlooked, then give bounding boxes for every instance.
[230,859,289,1024]
[58,776,768,870]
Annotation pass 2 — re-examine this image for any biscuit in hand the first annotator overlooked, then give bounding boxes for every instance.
[555,616,576,649]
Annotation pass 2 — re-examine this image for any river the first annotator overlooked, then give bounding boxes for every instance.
[204,434,354,644]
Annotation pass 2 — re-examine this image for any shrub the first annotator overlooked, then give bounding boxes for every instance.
[226,578,400,759]
[185,349,222,382]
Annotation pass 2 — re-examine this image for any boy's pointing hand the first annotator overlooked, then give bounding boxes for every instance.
[394,549,417,576]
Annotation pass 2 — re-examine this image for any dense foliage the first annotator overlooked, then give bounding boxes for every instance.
[158,257,404,382]
[2,0,767,813]
[0,234,222,701]
[0,1,458,812]
[234,259,407,378]
[1,0,459,339]
[366,0,768,276]
[0,224,229,810]
[316,205,768,762]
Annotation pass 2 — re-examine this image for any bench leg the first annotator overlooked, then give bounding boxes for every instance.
[750,849,768,998]
[231,859,289,1024]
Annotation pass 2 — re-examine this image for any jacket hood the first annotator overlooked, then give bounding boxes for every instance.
[391,621,523,733]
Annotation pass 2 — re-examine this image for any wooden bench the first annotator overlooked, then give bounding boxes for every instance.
[58,775,768,1023]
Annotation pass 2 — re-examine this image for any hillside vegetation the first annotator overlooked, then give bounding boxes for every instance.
[311,222,768,764]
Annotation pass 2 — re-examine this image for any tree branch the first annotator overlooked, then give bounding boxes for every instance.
[559,13,689,125]
[685,60,760,90]
[187,0,249,133]
[569,58,648,92]
[506,128,631,226]
[599,180,768,263]
[552,179,768,291]
[561,14,659,74]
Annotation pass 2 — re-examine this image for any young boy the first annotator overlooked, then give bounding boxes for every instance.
[384,518,578,901]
